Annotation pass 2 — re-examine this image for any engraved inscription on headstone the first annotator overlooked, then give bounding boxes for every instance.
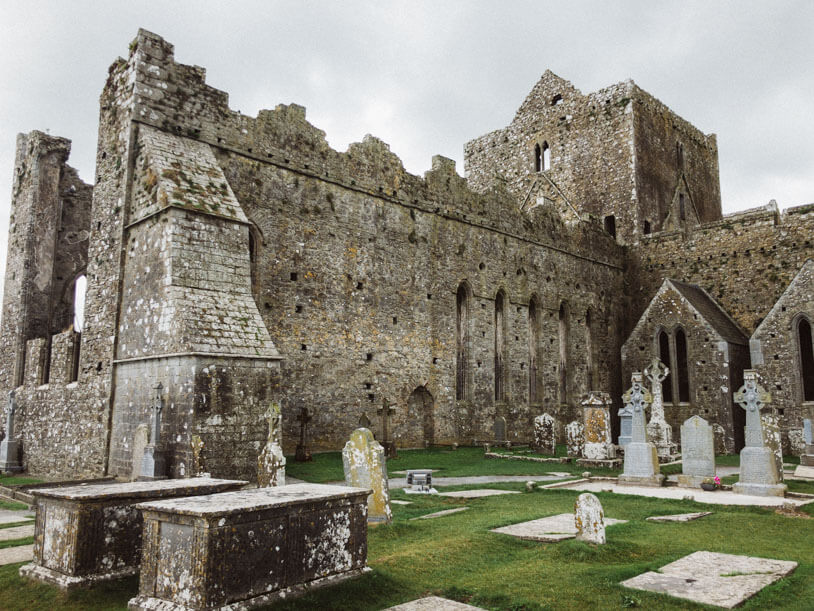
[677,415,715,488]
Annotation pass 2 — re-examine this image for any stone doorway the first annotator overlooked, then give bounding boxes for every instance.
[399,386,435,448]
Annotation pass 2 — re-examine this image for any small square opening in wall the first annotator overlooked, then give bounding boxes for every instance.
[778,408,785,415]
[774,354,779,360]
[520,363,525,370]
[295,305,302,313]
[515,336,519,341]
[356,282,363,290]
[427,293,432,300]
[432,357,439,364]
[366,353,373,361]
[364,382,372,389]
[776,384,782,390]
[368,393,375,402]
[290,272,298,281]
[392,317,397,324]
[477,360,482,367]
[301,344,307,351]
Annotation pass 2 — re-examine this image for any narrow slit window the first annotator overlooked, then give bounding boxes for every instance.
[798,318,814,402]
[542,142,551,171]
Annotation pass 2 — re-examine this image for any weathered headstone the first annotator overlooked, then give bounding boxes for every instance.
[579,392,616,462]
[359,412,372,428]
[343,427,392,523]
[712,423,727,456]
[619,372,664,486]
[257,402,286,487]
[533,414,556,455]
[295,407,313,462]
[565,420,584,457]
[574,493,605,544]
[761,413,783,482]
[140,383,167,480]
[677,415,715,487]
[0,390,22,473]
[617,403,633,447]
[795,418,814,476]
[732,370,786,497]
[644,358,679,460]
[190,435,206,477]
[129,424,149,481]
[494,416,506,442]
[804,418,812,446]
[377,398,397,458]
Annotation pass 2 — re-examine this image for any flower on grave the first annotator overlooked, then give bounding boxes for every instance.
[713,476,721,486]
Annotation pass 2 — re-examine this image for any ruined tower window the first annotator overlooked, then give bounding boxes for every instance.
[551,94,563,106]
[558,302,568,404]
[73,274,87,333]
[679,193,686,221]
[534,144,542,172]
[585,309,595,390]
[797,317,814,402]
[657,329,673,403]
[604,215,616,239]
[643,220,651,235]
[542,142,551,171]
[677,142,684,168]
[290,272,298,281]
[366,352,373,361]
[494,290,507,402]
[456,282,471,401]
[528,297,540,404]
[675,327,690,403]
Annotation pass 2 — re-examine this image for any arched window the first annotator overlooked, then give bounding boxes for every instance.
[494,290,507,402]
[558,302,568,404]
[675,327,690,402]
[542,141,551,171]
[455,283,471,401]
[585,309,595,390]
[529,297,540,403]
[657,329,673,403]
[798,317,814,402]
[71,274,87,382]
[534,144,542,172]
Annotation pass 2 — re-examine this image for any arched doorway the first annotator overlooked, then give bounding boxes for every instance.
[405,386,435,447]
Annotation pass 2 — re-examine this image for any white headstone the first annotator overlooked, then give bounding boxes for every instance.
[574,493,606,544]
[678,415,715,487]
[566,420,585,457]
[533,414,556,455]
[619,372,664,487]
[343,427,392,523]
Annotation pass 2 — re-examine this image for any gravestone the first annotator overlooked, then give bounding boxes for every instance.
[343,428,392,523]
[129,424,149,481]
[257,402,286,487]
[761,413,783,481]
[533,414,556,455]
[0,390,22,473]
[377,398,397,458]
[732,370,787,497]
[677,415,715,488]
[579,392,616,462]
[494,416,506,442]
[565,420,584,457]
[574,493,605,544]
[644,358,679,460]
[295,407,313,462]
[359,412,372,428]
[796,418,814,476]
[619,372,664,487]
[140,383,167,480]
[712,423,727,455]
[617,403,633,447]
[190,435,206,477]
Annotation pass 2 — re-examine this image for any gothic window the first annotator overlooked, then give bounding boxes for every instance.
[71,274,87,382]
[542,141,551,171]
[657,329,673,403]
[558,302,568,404]
[528,297,540,403]
[643,220,651,234]
[534,144,542,172]
[495,290,507,402]
[456,283,471,401]
[676,142,684,168]
[604,215,616,239]
[798,317,814,402]
[679,193,686,221]
[675,327,690,402]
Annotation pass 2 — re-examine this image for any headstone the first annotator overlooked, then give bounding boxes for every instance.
[0,390,22,473]
[533,414,556,455]
[140,383,167,480]
[190,435,206,477]
[800,415,814,466]
[580,392,615,460]
[761,413,783,481]
[712,423,727,455]
[295,407,313,462]
[619,372,664,487]
[644,358,679,460]
[565,420,584,457]
[677,415,715,487]
[804,419,812,446]
[342,428,392,523]
[358,412,372,428]
[617,403,633,447]
[257,402,286,487]
[732,370,787,497]
[574,493,605,544]
[494,416,506,442]
[129,424,149,481]
[377,398,398,458]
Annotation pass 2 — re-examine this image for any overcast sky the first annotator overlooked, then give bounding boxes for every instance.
[0,1,812,301]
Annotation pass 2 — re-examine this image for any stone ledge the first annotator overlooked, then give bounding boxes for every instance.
[20,563,137,590]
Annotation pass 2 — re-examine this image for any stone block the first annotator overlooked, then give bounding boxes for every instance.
[574,493,606,544]
[342,428,391,523]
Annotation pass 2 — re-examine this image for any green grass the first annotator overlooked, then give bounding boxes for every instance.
[0,474,44,486]
[0,536,32,550]
[0,500,29,511]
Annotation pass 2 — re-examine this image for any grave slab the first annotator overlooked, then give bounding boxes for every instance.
[19,477,246,590]
[646,512,713,522]
[438,489,522,499]
[621,551,797,608]
[391,500,412,505]
[491,513,627,542]
[0,544,33,566]
[385,596,486,610]
[128,483,370,611]
[411,507,470,520]
[0,524,34,541]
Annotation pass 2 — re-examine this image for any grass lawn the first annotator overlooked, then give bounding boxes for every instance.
[0,500,29,511]
[0,474,44,486]
[3,449,814,609]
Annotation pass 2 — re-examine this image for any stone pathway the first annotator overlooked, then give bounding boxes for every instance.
[0,508,34,525]
[646,512,713,523]
[0,524,34,541]
[666,465,738,483]
[0,544,33,566]
[410,507,470,520]
[391,474,572,489]
[491,513,626,542]
[547,480,810,507]
[385,596,485,610]
[621,551,797,608]
[438,489,522,499]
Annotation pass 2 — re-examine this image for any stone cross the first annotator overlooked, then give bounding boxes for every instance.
[295,407,313,462]
[622,372,652,444]
[190,435,205,477]
[140,382,167,480]
[5,390,16,441]
[150,383,164,446]
[0,390,22,473]
[258,402,286,487]
[644,357,669,424]
[734,370,771,448]
[377,398,397,458]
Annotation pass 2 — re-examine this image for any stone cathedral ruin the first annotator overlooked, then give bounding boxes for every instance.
[1,30,812,481]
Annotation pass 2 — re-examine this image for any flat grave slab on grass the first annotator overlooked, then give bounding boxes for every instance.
[547,480,810,506]
[0,544,33,566]
[439,489,522,499]
[385,596,486,610]
[391,500,412,505]
[391,469,440,475]
[411,507,470,520]
[0,524,34,541]
[621,551,797,609]
[646,512,713,523]
[0,510,33,525]
[491,513,627,542]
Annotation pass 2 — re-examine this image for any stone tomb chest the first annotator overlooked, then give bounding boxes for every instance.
[128,483,371,611]
[19,477,246,589]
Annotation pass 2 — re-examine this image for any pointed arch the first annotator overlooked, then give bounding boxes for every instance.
[534,143,542,172]
[455,282,472,401]
[656,327,673,403]
[542,141,551,171]
[674,326,690,402]
[795,315,814,402]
